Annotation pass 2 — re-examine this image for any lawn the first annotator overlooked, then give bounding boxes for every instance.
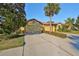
[60,31,79,35]
[0,36,24,51]
[68,31,79,34]
[45,31,67,38]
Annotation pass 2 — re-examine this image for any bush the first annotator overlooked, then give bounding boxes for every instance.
[45,31,67,38]
[3,29,12,34]
[0,28,3,34]
[62,29,71,32]
[6,32,24,39]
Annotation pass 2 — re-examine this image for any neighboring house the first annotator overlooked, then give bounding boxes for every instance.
[26,19,62,33]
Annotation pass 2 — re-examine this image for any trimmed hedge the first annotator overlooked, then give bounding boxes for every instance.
[45,31,67,38]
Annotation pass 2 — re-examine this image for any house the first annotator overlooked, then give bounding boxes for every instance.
[26,19,43,33]
[26,19,62,32]
[43,23,57,32]
[27,19,43,25]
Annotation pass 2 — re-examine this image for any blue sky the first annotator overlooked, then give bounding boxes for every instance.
[25,3,79,23]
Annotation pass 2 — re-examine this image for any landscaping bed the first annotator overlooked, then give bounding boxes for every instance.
[45,31,67,38]
[0,36,24,51]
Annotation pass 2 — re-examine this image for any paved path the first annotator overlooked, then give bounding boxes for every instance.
[0,33,79,56]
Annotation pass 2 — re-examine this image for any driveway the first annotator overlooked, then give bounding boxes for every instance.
[67,33,79,52]
[0,33,79,56]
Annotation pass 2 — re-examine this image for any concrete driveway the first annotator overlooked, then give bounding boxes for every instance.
[0,33,79,56]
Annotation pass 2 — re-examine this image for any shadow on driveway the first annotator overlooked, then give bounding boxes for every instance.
[68,35,79,42]
[70,42,79,50]
[68,35,79,50]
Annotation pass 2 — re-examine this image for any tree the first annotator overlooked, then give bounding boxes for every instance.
[65,17,75,30]
[0,3,26,34]
[75,16,79,30]
[44,3,60,32]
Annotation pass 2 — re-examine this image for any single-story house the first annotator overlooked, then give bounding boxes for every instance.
[26,19,62,32]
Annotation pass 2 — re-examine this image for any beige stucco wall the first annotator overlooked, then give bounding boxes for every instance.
[43,25,56,32]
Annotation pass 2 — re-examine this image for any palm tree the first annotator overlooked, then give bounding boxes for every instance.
[65,17,75,30]
[44,3,60,32]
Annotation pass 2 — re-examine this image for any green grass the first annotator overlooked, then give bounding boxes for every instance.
[0,36,24,51]
[61,30,79,34]
[68,31,79,34]
[45,31,67,38]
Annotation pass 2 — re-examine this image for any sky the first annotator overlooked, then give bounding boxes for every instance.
[25,3,79,23]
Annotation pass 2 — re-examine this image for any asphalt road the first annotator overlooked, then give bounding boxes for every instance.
[0,33,79,56]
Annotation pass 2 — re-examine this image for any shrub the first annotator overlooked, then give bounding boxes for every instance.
[6,32,24,39]
[3,29,11,34]
[0,28,3,34]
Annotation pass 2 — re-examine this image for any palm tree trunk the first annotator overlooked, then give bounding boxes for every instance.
[49,15,52,33]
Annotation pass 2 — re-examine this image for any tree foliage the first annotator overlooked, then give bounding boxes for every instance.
[0,3,26,34]
[63,17,79,31]
[64,17,75,30]
[44,3,60,16]
[75,16,79,29]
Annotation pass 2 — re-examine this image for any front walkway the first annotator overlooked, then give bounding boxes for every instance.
[0,33,79,56]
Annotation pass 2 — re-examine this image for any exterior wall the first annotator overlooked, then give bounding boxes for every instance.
[27,21,33,25]
[27,20,36,25]
[53,26,56,32]
[43,25,51,32]
[26,20,43,33]
[43,25,57,32]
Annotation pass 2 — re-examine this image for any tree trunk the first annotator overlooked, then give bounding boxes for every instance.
[49,15,52,33]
